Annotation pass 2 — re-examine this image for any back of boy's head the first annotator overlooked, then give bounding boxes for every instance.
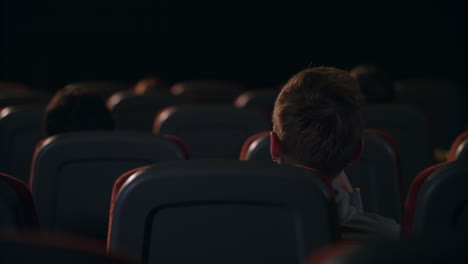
[272,67,364,178]
[43,87,114,137]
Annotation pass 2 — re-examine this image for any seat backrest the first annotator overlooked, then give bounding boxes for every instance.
[30,131,186,240]
[234,89,279,118]
[170,80,243,103]
[108,160,339,264]
[239,131,271,162]
[108,91,187,131]
[402,160,468,236]
[154,106,269,159]
[395,79,467,149]
[65,81,129,99]
[240,130,402,221]
[448,131,468,161]
[0,106,45,184]
[345,129,402,221]
[0,232,135,264]
[363,104,433,197]
[0,173,39,230]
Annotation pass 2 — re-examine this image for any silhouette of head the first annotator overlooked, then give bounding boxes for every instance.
[350,64,395,103]
[43,87,114,137]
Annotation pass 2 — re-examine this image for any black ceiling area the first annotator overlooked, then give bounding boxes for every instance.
[1,0,464,91]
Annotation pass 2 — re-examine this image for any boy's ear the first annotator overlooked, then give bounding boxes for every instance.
[270,131,281,162]
[350,136,364,164]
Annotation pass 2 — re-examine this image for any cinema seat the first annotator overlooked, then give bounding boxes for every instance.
[154,106,269,159]
[170,80,244,103]
[65,81,129,99]
[240,129,402,221]
[448,131,468,161]
[108,160,339,264]
[239,131,271,162]
[0,232,135,264]
[0,106,45,184]
[402,160,468,236]
[107,91,186,131]
[234,89,279,118]
[30,131,186,240]
[395,79,466,149]
[0,173,39,230]
[363,104,433,197]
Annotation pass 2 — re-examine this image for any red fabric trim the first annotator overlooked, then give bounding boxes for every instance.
[29,138,49,189]
[152,106,177,134]
[239,131,270,160]
[364,128,405,213]
[107,166,148,249]
[401,162,448,236]
[0,173,39,229]
[163,134,190,159]
[448,131,468,161]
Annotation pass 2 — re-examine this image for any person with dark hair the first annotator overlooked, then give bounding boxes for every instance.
[350,64,395,103]
[43,87,114,137]
[271,67,399,239]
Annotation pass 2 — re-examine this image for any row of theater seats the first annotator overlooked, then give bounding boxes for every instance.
[2,78,466,149]
[0,99,454,197]
[1,156,466,263]
[0,80,466,263]
[5,79,463,196]
[2,128,467,239]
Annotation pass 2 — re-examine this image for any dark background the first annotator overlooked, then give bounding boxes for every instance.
[1,0,464,91]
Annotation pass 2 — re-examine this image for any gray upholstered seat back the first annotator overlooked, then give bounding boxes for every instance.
[31,131,185,240]
[154,106,269,159]
[108,160,339,264]
[0,106,45,184]
[241,130,402,221]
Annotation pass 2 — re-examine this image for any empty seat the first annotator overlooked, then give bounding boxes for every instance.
[402,160,468,236]
[0,106,45,184]
[364,104,433,197]
[30,131,186,240]
[108,160,339,264]
[108,91,186,131]
[154,106,269,159]
[234,89,279,118]
[448,131,468,161]
[395,79,467,149]
[240,130,402,221]
[170,80,244,103]
[0,232,135,264]
[0,173,39,230]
